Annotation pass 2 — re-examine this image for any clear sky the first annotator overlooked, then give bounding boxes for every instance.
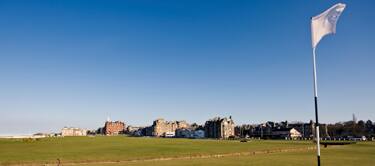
[0,0,374,135]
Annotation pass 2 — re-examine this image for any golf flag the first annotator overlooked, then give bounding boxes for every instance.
[311,3,346,48]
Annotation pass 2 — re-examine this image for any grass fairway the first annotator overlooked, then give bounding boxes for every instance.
[0,136,373,166]
[104,142,373,166]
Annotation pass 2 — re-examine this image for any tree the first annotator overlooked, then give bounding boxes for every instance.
[356,120,366,136]
[366,120,374,135]
[358,120,365,127]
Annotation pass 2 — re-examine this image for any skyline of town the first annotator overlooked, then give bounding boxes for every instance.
[4,114,373,142]
[1,113,371,136]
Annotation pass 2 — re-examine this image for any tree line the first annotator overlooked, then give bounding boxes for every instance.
[327,120,374,138]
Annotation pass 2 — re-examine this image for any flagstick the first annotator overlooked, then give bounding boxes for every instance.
[312,47,321,166]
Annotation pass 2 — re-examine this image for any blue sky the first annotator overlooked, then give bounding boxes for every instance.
[0,0,374,135]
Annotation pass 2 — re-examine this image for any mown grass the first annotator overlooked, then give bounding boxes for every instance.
[0,136,310,165]
[0,136,373,166]
[88,142,375,166]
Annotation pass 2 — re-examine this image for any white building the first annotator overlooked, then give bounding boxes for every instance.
[164,131,175,137]
[61,127,87,136]
[272,128,302,139]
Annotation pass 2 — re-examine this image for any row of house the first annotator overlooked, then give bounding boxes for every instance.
[61,120,126,137]
[61,127,87,136]
[60,117,328,140]
[89,117,233,139]
[127,119,206,139]
[235,120,329,139]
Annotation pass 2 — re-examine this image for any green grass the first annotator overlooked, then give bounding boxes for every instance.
[0,136,373,166]
[87,142,375,166]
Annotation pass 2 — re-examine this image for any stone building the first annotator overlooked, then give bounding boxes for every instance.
[272,128,302,139]
[61,127,87,136]
[142,126,154,136]
[204,116,235,139]
[152,118,189,137]
[104,121,125,135]
[289,120,329,138]
[126,126,141,133]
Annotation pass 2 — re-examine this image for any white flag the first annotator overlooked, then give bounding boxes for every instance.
[311,3,346,48]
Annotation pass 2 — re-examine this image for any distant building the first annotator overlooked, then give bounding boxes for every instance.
[175,128,205,139]
[104,121,125,135]
[142,126,154,136]
[272,128,302,139]
[96,127,105,135]
[175,128,192,138]
[86,130,97,135]
[33,133,55,138]
[204,116,235,139]
[126,126,145,136]
[61,127,87,136]
[289,120,329,138]
[152,118,189,137]
[126,126,141,133]
[236,120,329,139]
[192,130,205,139]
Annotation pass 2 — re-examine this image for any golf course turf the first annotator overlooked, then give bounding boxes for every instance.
[0,136,373,166]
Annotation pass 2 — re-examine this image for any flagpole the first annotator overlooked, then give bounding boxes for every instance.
[310,3,346,166]
[312,47,321,166]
